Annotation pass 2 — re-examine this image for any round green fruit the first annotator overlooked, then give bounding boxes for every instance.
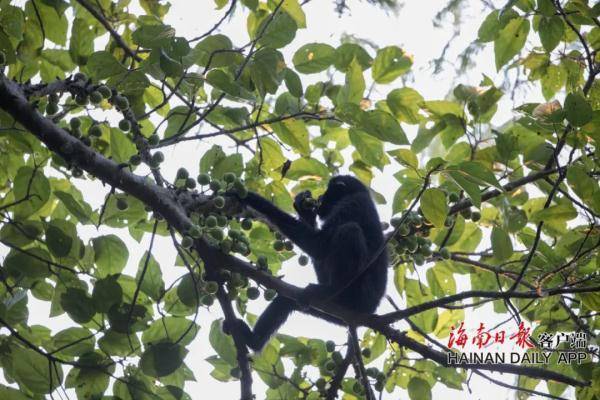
[181,236,194,249]
[361,348,371,358]
[69,117,81,129]
[185,177,196,189]
[45,102,59,115]
[118,119,131,132]
[247,287,260,300]
[223,172,236,183]
[188,224,202,238]
[88,125,102,137]
[129,154,142,166]
[148,134,160,146]
[471,211,481,222]
[326,340,336,353]
[205,281,218,294]
[114,95,129,110]
[197,173,210,185]
[213,196,225,208]
[116,198,128,211]
[176,167,189,180]
[75,94,88,106]
[241,219,252,230]
[209,180,221,192]
[89,91,103,104]
[299,255,309,266]
[97,85,112,99]
[206,216,217,228]
[73,72,87,81]
[273,240,285,251]
[201,295,214,306]
[264,288,276,301]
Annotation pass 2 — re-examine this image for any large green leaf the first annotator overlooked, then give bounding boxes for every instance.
[92,235,129,277]
[371,46,412,83]
[494,17,529,70]
[292,43,335,74]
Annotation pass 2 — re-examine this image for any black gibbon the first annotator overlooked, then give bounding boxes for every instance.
[230,175,388,351]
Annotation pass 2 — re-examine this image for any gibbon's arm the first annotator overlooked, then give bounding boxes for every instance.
[242,192,321,257]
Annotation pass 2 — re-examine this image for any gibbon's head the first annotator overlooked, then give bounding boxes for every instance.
[316,175,369,218]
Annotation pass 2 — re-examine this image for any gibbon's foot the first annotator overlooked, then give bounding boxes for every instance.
[296,283,327,310]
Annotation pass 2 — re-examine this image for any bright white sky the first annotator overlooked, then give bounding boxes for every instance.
[11,0,563,399]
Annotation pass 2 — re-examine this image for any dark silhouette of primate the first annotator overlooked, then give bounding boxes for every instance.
[230,175,388,351]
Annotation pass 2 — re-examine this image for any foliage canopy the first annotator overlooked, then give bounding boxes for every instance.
[0,0,598,399]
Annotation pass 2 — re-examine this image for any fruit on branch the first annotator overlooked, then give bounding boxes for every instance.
[273,240,285,251]
[188,224,201,238]
[247,286,260,300]
[97,85,112,99]
[75,94,88,106]
[129,154,142,166]
[326,340,336,353]
[114,95,129,110]
[241,218,252,230]
[148,134,160,146]
[223,172,236,183]
[185,177,196,189]
[299,255,309,266]
[69,117,81,129]
[181,235,194,249]
[176,168,189,180]
[197,173,210,186]
[264,288,276,301]
[209,180,221,192]
[118,119,131,132]
[73,72,87,81]
[116,198,129,211]
[213,196,225,208]
[89,125,102,137]
[471,211,481,222]
[45,102,59,115]
[90,91,103,104]
[206,215,217,228]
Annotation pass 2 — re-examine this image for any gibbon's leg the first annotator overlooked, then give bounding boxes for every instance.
[232,296,295,351]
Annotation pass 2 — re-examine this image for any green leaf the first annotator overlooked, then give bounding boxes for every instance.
[371,46,412,84]
[142,317,199,347]
[86,51,126,80]
[286,158,329,179]
[420,188,448,228]
[4,247,51,280]
[272,119,310,156]
[336,58,365,105]
[359,110,409,145]
[494,17,529,70]
[281,0,306,28]
[45,220,76,258]
[13,166,50,220]
[456,161,502,189]
[136,251,165,301]
[405,279,437,333]
[478,10,501,42]
[564,93,592,126]
[283,68,303,97]
[258,11,297,49]
[292,43,335,74]
[110,128,137,164]
[349,129,388,170]
[539,16,564,52]
[447,170,481,207]
[530,204,577,224]
[52,327,95,357]
[92,275,123,313]
[206,69,255,101]
[61,288,96,323]
[139,342,186,377]
[408,377,432,400]
[209,319,237,365]
[69,18,95,65]
[164,106,198,138]
[92,235,129,277]
[491,226,513,261]
[12,347,63,394]
[249,48,285,95]
[187,34,242,69]
[387,87,423,124]
[132,24,176,49]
